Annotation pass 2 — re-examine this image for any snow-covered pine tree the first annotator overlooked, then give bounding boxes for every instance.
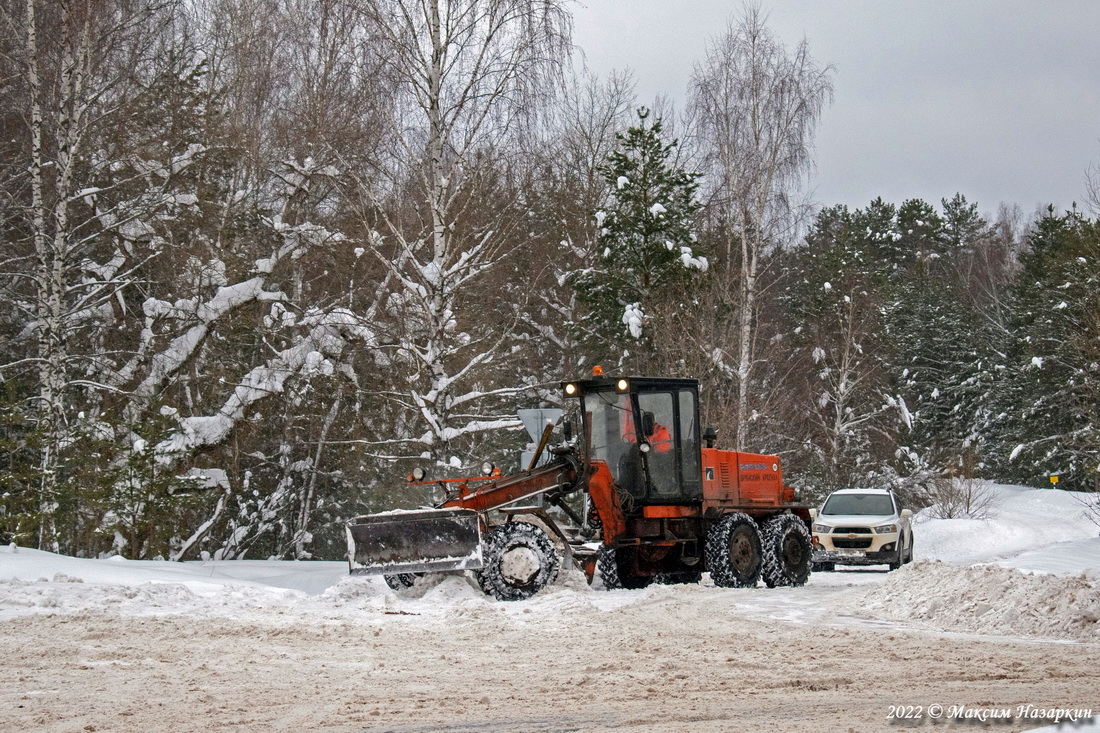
[574,107,706,368]
[893,198,947,271]
[778,204,897,499]
[885,195,1015,492]
[984,208,1100,490]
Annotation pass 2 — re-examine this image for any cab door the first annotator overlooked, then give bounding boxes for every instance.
[635,387,702,502]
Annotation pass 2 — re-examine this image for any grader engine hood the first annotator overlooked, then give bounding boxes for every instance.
[346,508,484,575]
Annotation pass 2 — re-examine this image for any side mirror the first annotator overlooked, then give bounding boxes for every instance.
[641,411,656,438]
[702,427,718,449]
[901,509,913,519]
[563,419,573,442]
[809,508,818,520]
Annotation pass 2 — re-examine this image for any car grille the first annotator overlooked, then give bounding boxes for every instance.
[830,526,872,534]
[832,538,873,549]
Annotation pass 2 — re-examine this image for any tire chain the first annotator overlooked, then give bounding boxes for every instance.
[476,522,560,601]
[760,514,812,588]
[704,512,762,588]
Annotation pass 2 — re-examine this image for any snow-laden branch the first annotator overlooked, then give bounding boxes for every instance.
[154,308,376,459]
[129,277,285,412]
[435,417,523,444]
[126,220,341,416]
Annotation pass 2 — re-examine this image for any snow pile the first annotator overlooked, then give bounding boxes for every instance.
[853,560,1100,641]
[0,575,206,617]
[0,544,614,623]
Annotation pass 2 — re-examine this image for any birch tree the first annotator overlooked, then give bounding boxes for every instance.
[689,5,832,450]
[356,0,571,467]
[0,0,182,549]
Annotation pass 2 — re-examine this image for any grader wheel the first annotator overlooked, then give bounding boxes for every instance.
[705,512,763,588]
[596,546,652,590]
[760,514,812,587]
[476,522,560,601]
[383,573,417,591]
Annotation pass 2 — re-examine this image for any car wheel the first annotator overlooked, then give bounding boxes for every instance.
[888,544,903,571]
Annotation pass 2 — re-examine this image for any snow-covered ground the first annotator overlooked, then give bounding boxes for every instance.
[2,483,1098,732]
[914,481,1099,571]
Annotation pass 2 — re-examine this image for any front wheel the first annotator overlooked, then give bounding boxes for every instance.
[705,513,762,588]
[476,522,560,601]
[761,514,812,587]
[888,543,905,571]
[383,573,417,591]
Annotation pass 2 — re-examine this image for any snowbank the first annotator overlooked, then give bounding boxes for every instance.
[914,483,1098,569]
[846,484,1100,642]
[854,560,1100,641]
[1,483,1098,641]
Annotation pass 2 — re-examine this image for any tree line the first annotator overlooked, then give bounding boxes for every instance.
[0,0,1095,561]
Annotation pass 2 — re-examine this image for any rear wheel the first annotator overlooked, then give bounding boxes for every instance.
[761,514,812,587]
[705,513,762,588]
[597,546,652,590]
[476,522,560,601]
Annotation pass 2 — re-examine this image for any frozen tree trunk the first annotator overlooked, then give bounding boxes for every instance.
[293,392,340,560]
[24,0,62,550]
[690,5,833,450]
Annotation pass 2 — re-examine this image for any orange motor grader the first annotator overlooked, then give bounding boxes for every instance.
[346,374,813,600]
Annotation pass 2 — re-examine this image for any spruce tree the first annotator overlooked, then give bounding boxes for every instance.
[985,209,1100,490]
[780,204,896,497]
[574,108,705,360]
[886,197,985,478]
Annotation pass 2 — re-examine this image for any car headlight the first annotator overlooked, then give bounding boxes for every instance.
[873,524,898,534]
[811,523,831,534]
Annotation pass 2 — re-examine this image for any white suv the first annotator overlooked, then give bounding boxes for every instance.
[810,488,913,571]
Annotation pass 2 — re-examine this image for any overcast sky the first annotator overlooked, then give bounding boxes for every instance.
[572,0,1100,218]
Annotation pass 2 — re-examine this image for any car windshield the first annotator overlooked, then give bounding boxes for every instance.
[821,493,894,516]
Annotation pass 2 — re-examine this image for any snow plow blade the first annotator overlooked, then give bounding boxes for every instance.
[346,508,484,575]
